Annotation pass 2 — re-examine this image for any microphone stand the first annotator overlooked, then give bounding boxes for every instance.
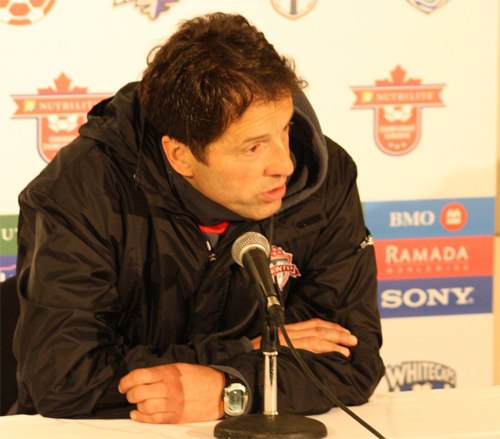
[214,317,327,438]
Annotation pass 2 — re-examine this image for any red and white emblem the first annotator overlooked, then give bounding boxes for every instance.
[271,0,317,20]
[269,245,301,291]
[440,202,468,233]
[11,73,111,162]
[351,66,445,155]
[406,0,450,14]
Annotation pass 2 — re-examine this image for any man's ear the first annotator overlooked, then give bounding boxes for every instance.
[161,136,195,177]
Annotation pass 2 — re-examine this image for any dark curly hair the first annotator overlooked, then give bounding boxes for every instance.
[137,12,306,162]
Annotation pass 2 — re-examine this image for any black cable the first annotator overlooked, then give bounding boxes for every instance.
[278,322,386,439]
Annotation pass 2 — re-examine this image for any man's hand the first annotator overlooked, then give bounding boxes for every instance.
[118,363,225,424]
[251,318,358,356]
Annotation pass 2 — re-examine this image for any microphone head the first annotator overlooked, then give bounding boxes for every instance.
[231,232,271,267]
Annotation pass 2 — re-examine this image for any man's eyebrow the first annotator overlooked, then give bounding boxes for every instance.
[239,111,295,146]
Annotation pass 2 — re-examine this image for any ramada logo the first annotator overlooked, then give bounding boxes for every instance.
[271,0,317,20]
[385,361,456,392]
[12,73,111,162]
[375,236,493,280]
[113,0,179,20]
[269,245,301,291]
[351,65,445,155]
[440,202,467,232]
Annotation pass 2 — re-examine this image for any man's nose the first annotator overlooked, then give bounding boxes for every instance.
[265,140,294,177]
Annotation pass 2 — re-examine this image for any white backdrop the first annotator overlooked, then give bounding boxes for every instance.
[0,0,498,393]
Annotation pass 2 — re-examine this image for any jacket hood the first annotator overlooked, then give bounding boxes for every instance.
[78,82,328,214]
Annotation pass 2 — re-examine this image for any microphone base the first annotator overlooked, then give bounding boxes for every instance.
[214,413,327,438]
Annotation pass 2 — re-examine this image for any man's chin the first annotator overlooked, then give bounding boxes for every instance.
[237,201,283,221]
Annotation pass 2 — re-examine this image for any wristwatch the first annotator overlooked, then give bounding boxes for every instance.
[222,376,249,416]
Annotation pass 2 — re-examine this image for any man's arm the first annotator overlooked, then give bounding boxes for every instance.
[14,189,248,420]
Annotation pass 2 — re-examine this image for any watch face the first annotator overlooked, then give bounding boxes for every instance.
[224,383,248,416]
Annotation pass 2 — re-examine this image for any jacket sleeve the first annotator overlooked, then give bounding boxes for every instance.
[213,140,385,415]
[14,185,250,419]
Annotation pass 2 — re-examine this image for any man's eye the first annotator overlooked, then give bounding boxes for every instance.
[244,144,260,154]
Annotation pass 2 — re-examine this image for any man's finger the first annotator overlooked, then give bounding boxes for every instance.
[283,336,352,356]
[130,409,180,424]
[125,381,168,404]
[119,366,169,394]
[284,318,351,333]
[280,327,358,346]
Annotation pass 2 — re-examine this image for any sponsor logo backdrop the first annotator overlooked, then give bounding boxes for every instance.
[0,0,497,393]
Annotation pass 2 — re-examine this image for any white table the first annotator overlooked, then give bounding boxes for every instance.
[1,386,499,438]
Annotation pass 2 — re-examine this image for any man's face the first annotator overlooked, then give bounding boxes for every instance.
[175,96,295,220]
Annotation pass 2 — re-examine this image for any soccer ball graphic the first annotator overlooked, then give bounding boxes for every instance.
[47,114,79,133]
[0,0,55,25]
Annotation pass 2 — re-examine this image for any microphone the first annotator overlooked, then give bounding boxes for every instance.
[231,232,284,323]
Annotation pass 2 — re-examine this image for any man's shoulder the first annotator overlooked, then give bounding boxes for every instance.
[19,137,125,209]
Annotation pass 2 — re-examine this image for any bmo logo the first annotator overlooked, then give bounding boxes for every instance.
[389,202,468,233]
[389,210,435,228]
[440,202,467,232]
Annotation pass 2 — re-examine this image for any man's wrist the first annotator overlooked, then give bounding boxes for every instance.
[222,373,249,417]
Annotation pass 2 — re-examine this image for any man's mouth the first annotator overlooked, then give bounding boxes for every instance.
[261,184,287,201]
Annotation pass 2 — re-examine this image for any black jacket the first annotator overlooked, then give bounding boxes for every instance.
[14,83,384,418]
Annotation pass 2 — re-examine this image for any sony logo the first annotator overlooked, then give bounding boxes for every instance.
[381,286,475,308]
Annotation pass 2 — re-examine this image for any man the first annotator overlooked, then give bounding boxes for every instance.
[13,13,384,424]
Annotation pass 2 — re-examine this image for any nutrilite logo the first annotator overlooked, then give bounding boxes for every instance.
[11,73,110,162]
[351,65,445,155]
[385,361,456,391]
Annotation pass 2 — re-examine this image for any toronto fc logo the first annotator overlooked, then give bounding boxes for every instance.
[351,66,445,155]
[269,245,301,290]
[11,73,111,162]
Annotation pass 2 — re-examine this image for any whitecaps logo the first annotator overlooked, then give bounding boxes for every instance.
[385,361,456,392]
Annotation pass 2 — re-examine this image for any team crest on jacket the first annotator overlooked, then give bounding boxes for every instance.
[269,245,301,290]
[351,66,445,155]
[406,0,450,14]
[271,0,317,20]
[11,73,110,163]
